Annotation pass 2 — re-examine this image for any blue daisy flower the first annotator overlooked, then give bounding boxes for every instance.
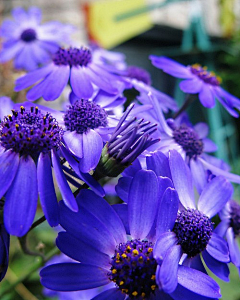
[37,91,126,173]
[215,200,240,273]
[112,64,178,113]
[0,99,105,237]
[15,46,125,101]
[0,211,9,282]
[149,56,240,117]
[136,94,240,187]
[153,150,233,291]
[91,45,127,75]
[40,170,221,300]
[0,7,74,71]
[116,150,233,287]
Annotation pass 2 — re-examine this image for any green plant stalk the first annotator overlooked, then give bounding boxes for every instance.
[0,247,60,298]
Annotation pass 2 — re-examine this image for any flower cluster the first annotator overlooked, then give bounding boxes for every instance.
[0,6,240,300]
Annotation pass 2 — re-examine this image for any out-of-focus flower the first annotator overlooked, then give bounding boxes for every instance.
[15,46,125,101]
[216,200,240,273]
[150,56,240,117]
[0,7,74,71]
[40,171,221,300]
[119,65,178,113]
[91,44,127,74]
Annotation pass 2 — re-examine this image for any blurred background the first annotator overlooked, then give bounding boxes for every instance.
[0,0,240,299]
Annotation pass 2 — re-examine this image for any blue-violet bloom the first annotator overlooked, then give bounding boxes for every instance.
[41,170,221,300]
[117,65,178,113]
[15,46,125,101]
[0,199,9,283]
[150,56,240,117]
[215,200,240,273]
[39,91,125,173]
[139,96,240,188]
[0,7,74,71]
[0,101,104,236]
[153,150,233,293]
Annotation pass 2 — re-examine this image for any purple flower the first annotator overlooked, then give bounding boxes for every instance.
[120,64,178,113]
[91,45,127,74]
[0,7,74,71]
[149,56,240,117]
[116,150,232,289]
[40,170,221,300]
[216,200,240,273]
[0,221,9,282]
[0,97,13,121]
[39,91,125,173]
[0,100,104,237]
[153,150,233,291]
[15,46,125,101]
[126,65,152,85]
[139,96,240,188]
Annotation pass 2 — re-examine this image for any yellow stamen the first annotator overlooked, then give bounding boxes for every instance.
[132,249,139,255]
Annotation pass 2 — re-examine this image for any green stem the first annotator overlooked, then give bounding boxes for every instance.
[29,215,46,232]
[0,247,60,298]
[18,235,45,260]
[172,94,196,119]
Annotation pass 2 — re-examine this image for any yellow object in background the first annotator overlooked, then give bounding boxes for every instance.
[219,0,236,37]
[85,0,153,49]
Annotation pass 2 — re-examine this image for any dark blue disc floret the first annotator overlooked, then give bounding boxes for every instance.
[0,106,63,158]
[190,64,221,86]
[109,239,158,299]
[64,99,108,134]
[229,200,240,237]
[173,125,203,159]
[20,28,37,42]
[53,47,92,67]
[173,208,213,257]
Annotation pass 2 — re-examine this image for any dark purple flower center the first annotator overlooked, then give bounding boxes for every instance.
[173,125,203,158]
[20,28,37,42]
[109,239,158,299]
[190,64,221,86]
[64,99,108,134]
[173,208,213,257]
[229,200,240,237]
[126,66,151,85]
[0,106,63,159]
[53,47,92,67]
